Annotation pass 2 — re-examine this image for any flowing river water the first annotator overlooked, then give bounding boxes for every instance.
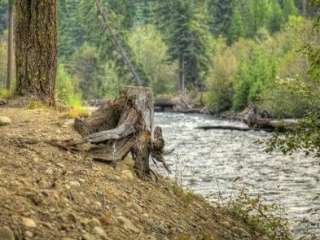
[155,112,320,238]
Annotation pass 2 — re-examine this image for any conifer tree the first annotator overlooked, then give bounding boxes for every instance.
[281,0,298,19]
[156,0,210,91]
[207,0,233,37]
[15,0,57,105]
[227,5,244,43]
[269,0,284,32]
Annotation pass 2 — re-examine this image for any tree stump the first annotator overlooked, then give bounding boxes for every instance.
[74,86,169,178]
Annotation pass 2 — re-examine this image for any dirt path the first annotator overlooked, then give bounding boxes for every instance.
[0,107,268,240]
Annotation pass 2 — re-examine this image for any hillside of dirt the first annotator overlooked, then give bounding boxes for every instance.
[0,106,271,240]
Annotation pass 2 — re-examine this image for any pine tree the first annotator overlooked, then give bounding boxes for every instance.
[15,0,57,105]
[280,0,298,19]
[251,0,272,34]
[0,1,7,33]
[156,0,210,91]
[58,0,84,57]
[269,0,284,32]
[207,0,233,37]
[227,5,244,43]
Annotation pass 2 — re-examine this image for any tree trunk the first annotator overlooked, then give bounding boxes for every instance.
[302,0,308,16]
[6,1,14,91]
[73,86,169,178]
[15,0,57,105]
[178,54,185,93]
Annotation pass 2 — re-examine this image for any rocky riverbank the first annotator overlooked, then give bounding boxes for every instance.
[0,107,287,240]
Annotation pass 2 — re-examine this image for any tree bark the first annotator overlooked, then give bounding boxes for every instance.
[73,86,169,178]
[302,0,307,16]
[178,54,185,93]
[6,1,14,91]
[15,0,57,105]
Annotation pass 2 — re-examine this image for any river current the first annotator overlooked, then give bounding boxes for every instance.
[155,112,320,238]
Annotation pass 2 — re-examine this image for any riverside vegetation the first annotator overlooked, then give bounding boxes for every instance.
[0,0,318,118]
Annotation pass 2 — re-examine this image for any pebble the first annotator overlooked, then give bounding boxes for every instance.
[0,116,11,126]
[63,119,75,127]
[93,226,107,238]
[0,227,15,240]
[88,218,101,228]
[69,181,81,187]
[82,233,95,240]
[25,231,34,238]
[117,216,140,233]
[22,217,37,228]
[121,170,135,181]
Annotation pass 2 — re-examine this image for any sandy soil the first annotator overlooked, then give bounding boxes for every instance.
[0,107,268,240]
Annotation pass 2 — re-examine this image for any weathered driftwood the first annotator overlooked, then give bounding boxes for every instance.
[74,86,169,178]
[242,105,298,132]
[196,125,251,132]
[197,105,299,132]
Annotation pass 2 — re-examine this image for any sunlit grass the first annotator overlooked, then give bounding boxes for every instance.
[0,88,11,98]
[63,95,89,118]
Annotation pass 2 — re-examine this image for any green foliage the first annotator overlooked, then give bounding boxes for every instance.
[0,0,7,33]
[233,44,276,111]
[227,5,244,43]
[207,39,237,113]
[267,113,320,156]
[267,2,320,157]
[0,88,10,98]
[207,0,233,37]
[225,191,292,240]
[56,64,81,107]
[128,25,176,95]
[207,0,299,44]
[207,16,315,115]
[155,0,211,89]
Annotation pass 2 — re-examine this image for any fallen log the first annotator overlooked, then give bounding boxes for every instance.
[74,86,169,178]
[196,125,251,131]
[241,105,299,132]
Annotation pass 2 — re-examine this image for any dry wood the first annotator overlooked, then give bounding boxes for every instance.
[242,105,298,132]
[196,125,251,132]
[73,86,169,178]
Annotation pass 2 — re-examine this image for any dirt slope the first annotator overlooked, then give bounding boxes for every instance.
[0,107,268,240]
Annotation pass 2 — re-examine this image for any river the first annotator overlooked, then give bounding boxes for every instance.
[155,112,320,238]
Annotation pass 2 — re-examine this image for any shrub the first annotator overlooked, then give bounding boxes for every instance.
[128,25,176,95]
[233,45,276,111]
[56,64,81,107]
[224,191,292,240]
[207,39,237,113]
